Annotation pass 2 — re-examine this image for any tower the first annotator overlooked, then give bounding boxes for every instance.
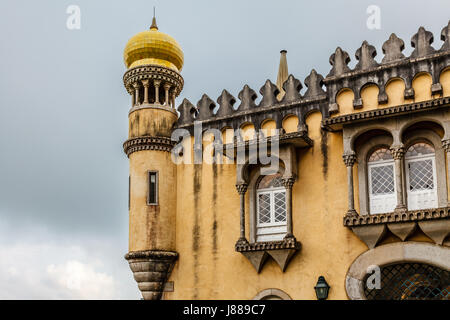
[122,16,184,300]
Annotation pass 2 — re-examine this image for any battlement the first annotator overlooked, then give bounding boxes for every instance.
[177,22,450,135]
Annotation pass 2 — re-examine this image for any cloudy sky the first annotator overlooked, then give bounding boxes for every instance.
[0,0,448,299]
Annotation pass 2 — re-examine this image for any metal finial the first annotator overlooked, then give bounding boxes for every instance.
[150,7,158,30]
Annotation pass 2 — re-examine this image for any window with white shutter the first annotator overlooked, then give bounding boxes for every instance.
[405,142,438,210]
[368,147,397,214]
[256,173,287,242]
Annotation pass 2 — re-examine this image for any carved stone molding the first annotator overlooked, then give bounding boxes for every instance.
[235,183,248,195]
[344,207,450,248]
[323,97,450,131]
[125,250,178,300]
[343,153,357,167]
[281,177,295,189]
[345,242,450,300]
[390,146,405,160]
[442,139,450,153]
[123,64,184,96]
[123,136,176,156]
[235,238,301,272]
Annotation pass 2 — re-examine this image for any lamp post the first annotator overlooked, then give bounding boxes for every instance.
[314,276,330,300]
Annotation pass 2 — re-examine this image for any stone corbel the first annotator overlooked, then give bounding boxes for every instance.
[236,239,301,272]
[125,250,178,300]
[344,207,450,248]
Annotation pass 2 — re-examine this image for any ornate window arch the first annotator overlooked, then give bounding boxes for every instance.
[363,262,449,300]
[345,242,450,300]
[355,128,447,215]
[402,129,447,210]
[253,288,292,300]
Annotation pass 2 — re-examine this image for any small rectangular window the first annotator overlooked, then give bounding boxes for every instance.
[148,171,158,205]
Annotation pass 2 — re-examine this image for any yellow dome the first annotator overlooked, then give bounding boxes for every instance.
[124,21,184,71]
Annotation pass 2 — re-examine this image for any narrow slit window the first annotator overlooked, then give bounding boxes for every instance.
[148,171,158,205]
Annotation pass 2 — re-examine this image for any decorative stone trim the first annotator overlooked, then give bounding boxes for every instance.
[123,136,176,156]
[216,132,313,157]
[343,153,357,167]
[323,97,450,131]
[345,242,450,300]
[235,183,248,195]
[123,64,184,96]
[236,238,301,273]
[125,250,178,300]
[235,238,301,252]
[442,139,450,153]
[344,207,450,248]
[390,146,405,160]
[253,288,292,300]
[281,177,295,189]
[343,207,450,227]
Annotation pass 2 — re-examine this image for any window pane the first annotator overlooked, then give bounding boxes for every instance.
[408,159,434,191]
[273,191,286,222]
[258,193,271,224]
[257,173,283,189]
[370,165,395,195]
[369,147,393,162]
[148,172,157,204]
[405,142,434,158]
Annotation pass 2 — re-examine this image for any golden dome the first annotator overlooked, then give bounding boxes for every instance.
[123,18,184,71]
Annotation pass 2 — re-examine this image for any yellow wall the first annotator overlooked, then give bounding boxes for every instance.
[129,68,450,300]
[330,73,446,118]
[165,110,367,300]
[261,120,276,137]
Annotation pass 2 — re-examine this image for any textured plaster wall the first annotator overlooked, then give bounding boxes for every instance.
[131,70,450,300]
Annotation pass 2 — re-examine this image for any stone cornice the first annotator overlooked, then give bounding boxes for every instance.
[323,97,450,131]
[343,207,450,227]
[235,238,301,252]
[123,64,184,96]
[123,136,176,157]
[125,250,178,260]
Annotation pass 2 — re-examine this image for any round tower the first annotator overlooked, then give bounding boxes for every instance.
[122,17,183,300]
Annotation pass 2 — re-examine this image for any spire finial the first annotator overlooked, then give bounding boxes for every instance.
[276,50,288,100]
[150,7,158,30]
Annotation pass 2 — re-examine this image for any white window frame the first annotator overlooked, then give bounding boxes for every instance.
[256,186,287,242]
[368,158,397,215]
[405,153,438,211]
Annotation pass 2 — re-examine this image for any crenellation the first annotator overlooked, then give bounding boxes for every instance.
[216,89,236,118]
[176,21,450,139]
[196,94,216,121]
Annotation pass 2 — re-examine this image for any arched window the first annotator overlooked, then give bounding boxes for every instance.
[364,263,450,300]
[405,142,438,210]
[368,147,396,214]
[256,173,287,242]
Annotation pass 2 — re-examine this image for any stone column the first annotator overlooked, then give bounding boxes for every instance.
[236,183,249,245]
[142,80,150,104]
[133,82,140,106]
[163,83,171,106]
[343,152,357,216]
[390,145,407,212]
[442,139,450,206]
[154,80,161,105]
[131,90,135,107]
[282,177,295,239]
[172,91,176,109]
